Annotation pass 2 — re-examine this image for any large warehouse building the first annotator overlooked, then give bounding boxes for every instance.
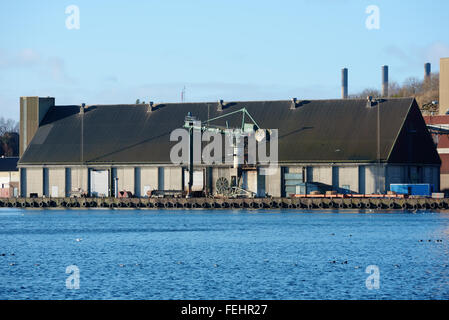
[17,96,440,198]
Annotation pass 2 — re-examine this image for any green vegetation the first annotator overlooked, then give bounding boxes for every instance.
[135,99,146,104]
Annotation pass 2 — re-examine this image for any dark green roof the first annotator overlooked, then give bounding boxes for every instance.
[18,98,440,165]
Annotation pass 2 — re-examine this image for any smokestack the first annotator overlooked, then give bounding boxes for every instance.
[341,68,348,99]
[424,62,431,83]
[381,65,389,97]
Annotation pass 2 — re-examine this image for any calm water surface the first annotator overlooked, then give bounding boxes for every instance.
[1,208,449,299]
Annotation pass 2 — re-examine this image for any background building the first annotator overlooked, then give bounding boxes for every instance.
[424,57,449,195]
[0,156,19,198]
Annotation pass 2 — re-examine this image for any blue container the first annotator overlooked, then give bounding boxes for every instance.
[285,182,320,196]
[390,184,433,196]
[284,173,303,180]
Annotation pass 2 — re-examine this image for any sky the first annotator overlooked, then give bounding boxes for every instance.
[1,0,449,120]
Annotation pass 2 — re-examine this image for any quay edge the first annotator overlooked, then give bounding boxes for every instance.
[1,197,449,211]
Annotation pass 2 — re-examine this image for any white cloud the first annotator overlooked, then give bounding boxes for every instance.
[0,48,75,83]
[424,42,449,67]
[16,48,41,65]
[383,42,449,73]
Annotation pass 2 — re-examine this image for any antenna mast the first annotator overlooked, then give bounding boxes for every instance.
[181,86,186,103]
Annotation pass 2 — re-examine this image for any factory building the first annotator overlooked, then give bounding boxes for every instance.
[17,95,440,198]
[424,57,449,194]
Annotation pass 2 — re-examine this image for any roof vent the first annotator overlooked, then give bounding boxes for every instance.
[367,96,386,108]
[290,98,298,110]
[148,101,154,112]
[80,103,86,114]
[218,99,224,111]
[366,96,374,108]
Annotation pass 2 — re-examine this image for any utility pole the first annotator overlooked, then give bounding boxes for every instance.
[80,103,85,196]
[80,104,84,163]
[188,124,193,197]
[181,86,186,103]
[377,100,381,194]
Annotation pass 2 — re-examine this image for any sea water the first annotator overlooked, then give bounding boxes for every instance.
[0,208,448,299]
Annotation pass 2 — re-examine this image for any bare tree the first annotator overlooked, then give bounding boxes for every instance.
[402,77,422,95]
[388,81,401,97]
[353,73,440,114]
[350,88,381,99]
[0,117,19,136]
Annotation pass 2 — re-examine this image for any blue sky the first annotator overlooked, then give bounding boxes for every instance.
[1,0,449,120]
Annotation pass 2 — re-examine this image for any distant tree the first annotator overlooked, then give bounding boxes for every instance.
[402,77,422,95]
[388,81,401,97]
[0,117,20,157]
[418,73,439,113]
[0,132,19,157]
[135,99,140,104]
[353,73,440,114]
[0,117,19,136]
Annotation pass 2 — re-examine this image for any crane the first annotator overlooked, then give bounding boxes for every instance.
[183,107,266,197]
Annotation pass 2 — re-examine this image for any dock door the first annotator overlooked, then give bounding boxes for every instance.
[184,169,204,192]
[90,169,109,197]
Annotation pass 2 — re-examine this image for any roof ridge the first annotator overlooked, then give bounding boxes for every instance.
[54,97,415,108]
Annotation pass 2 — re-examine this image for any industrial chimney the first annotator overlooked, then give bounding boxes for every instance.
[424,62,431,83]
[341,68,348,99]
[381,65,389,98]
